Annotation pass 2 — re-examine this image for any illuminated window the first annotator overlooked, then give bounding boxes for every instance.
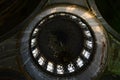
[71,15,77,19]
[60,13,66,16]
[32,48,39,58]
[68,63,75,73]
[57,65,64,74]
[31,38,36,47]
[33,28,39,35]
[76,58,84,68]
[78,21,87,29]
[47,62,54,72]
[84,30,91,37]
[38,56,45,66]
[48,15,54,19]
[40,19,45,25]
[86,40,93,49]
[82,50,90,59]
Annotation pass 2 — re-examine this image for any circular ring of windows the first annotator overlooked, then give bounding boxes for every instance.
[30,13,96,76]
[20,5,108,80]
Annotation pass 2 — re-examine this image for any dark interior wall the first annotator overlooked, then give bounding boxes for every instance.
[0,0,41,37]
[95,0,120,34]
